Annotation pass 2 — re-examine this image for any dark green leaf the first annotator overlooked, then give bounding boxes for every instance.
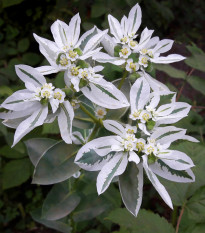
[31,208,71,233]
[42,181,81,220]
[3,158,32,189]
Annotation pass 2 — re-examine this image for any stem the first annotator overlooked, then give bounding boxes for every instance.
[88,124,100,142]
[192,105,205,110]
[74,116,93,122]
[17,203,26,219]
[171,206,178,227]
[79,103,99,124]
[176,68,195,101]
[176,203,186,233]
[118,71,128,90]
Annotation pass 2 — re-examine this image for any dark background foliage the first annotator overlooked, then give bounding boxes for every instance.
[0,0,205,232]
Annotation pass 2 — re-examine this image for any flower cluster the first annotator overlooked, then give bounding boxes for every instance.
[0,4,198,217]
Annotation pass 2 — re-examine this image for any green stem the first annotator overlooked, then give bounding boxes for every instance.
[88,124,100,142]
[79,103,99,124]
[171,205,178,227]
[74,116,93,122]
[117,70,128,90]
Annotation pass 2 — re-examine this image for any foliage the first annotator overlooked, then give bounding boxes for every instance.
[0,0,205,233]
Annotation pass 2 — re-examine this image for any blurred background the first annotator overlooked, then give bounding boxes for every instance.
[0,0,205,232]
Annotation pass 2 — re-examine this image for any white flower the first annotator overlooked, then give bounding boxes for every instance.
[119,45,131,58]
[126,59,139,73]
[93,3,141,65]
[138,55,149,68]
[129,76,191,134]
[0,65,74,146]
[134,34,186,65]
[95,106,107,119]
[125,124,137,134]
[108,4,141,44]
[75,121,197,217]
[33,14,108,75]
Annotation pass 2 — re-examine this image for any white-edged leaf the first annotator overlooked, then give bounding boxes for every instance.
[150,160,195,183]
[51,19,71,49]
[92,52,125,65]
[128,3,142,36]
[33,33,59,68]
[153,39,174,54]
[97,152,128,194]
[108,14,123,42]
[82,82,129,109]
[130,76,150,111]
[15,64,46,87]
[83,29,107,54]
[100,33,115,56]
[58,101,74,144]
[151,126,186,145]
[152,54,186,64]
[158,150,195,170]
[68,13,81,46]
[12,106,48,147]
[142,155,173,209]
[35,66,59,75]
[78,26,98,50]
[75,136,119,171]
[1,90,38,111]
[103,120,125,137]
[119,162,143,217]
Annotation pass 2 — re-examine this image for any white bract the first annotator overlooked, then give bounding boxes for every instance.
[33,13,108,75]
[75,119,197,217]
[0,4,199,220]
[134,36,186,67]
[0,65,74,146]
[129,76,191,135]
[93,3,141,65]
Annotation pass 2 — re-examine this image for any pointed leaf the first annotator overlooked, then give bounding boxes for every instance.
[119,162,143,217]
[33,141,80,185]
[42,181,81,220]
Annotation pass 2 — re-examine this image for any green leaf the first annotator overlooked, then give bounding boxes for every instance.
[18,38,30,53]
[185,55,205,72]
[42,181,81,220]
[0,145,26,159]
[119,163,143,216]
[186,186,205,222]
[54,72,65,88]
[2,0,24,8]
[73,194,110,222]
[91,4,107,18]
[0,86,13,96]
[42,119,60,134]
[31,208,71,233]
[25,138,57,166]
[107,208,175,233]
[187,75,205,95]
[22,53,41,66]
[32,141,80,185]
[155,64,186,79]
[3,158,32,189]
